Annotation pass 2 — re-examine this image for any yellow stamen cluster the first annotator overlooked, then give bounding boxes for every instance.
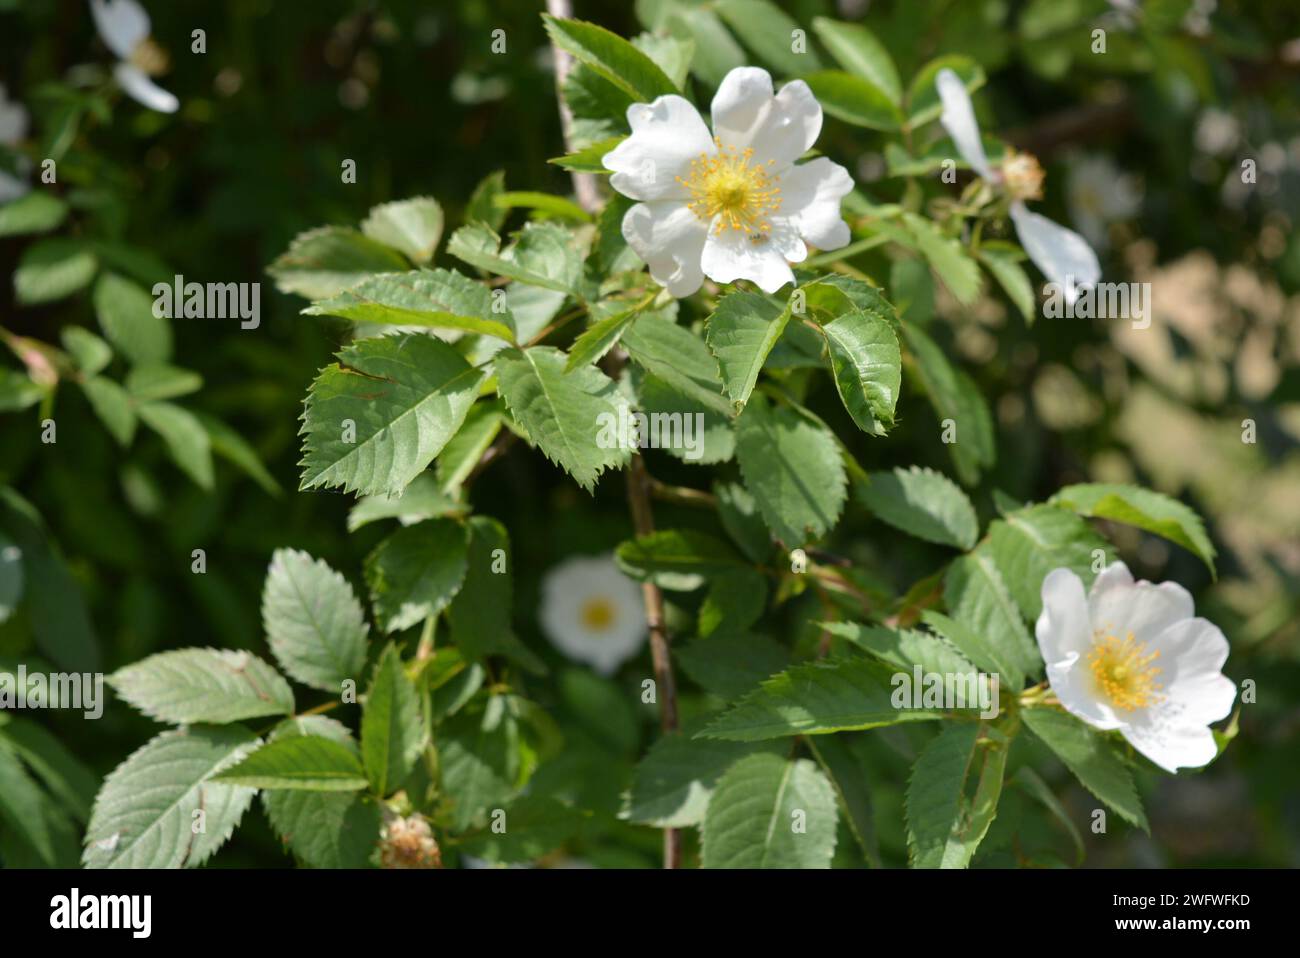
[580,597,616,632]
[1087,630,1164,712]
[1000,148,1045,202]
[130,38,170,77]
[678,139,782,239]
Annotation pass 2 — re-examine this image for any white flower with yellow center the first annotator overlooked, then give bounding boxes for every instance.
[90,0,179,114]
[0,84,31,203]
[539,555,646,675]
[602,66,853,297]
[1066,152,1141,250]
[935,68,1100,305]
[1036,562,1236,772]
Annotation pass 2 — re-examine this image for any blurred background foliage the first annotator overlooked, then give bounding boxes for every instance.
[0,0,1297,867]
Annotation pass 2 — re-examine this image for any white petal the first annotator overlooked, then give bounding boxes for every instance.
[1009,200,1100,305]
[0,95,29,146]
[936,68,991,179]
[90,0,150,60]
[621,201,709,298]
[1121,715,1219,773]
[700,223,799,294]
[779,157,853,250]
[1153,617,1235,724]
[711,68,821,170]
[603,95,713,202]
[114,63,178,113]
[539,556,647,674]
[1088,570,1194,646]
[1036,567,1090,663]
[1088,560,1133,596]
[1047,658,1125,731]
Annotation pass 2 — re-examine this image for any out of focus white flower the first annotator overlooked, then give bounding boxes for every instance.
[539,555,646,675]
[0,85,31,202]
[1066,152,1142,249]
[936,68,1100,304]
[1035,562,1236,773]
[603,66,853,297]
[1194,107,1239,156]
[90,0,179,113]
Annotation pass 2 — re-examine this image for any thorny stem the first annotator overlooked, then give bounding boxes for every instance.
[544,0,602,214]
[625,453,682,869]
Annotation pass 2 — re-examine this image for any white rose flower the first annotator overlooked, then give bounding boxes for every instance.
[935,68,1100,305]
[0,84,31,203]
[539,554,646,675]
[1035,561,1236,772]
[90,0,179,114]
[1066,152,1142,250]
[602,66,853,297]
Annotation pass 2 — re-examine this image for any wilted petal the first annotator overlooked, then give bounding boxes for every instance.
[603,95,713,202]
[621,201,710,298]
[711,67,821,170]
[780,157,852,250]
[113,62,178,113]
[90,0,151,60]
[1010,200,1100,305]
[936,68,991,179]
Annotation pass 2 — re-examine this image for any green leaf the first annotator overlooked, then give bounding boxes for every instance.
[494,345,631,492]
[978,245,1035,324]
[700,656,942,741]
[715,0,823,74]
[623,733,778,828]
[905,721,1010,868]
[676,630,790,699]
[80,376,137,447]
[195,411,281,496]
[14,238,97,304]
[457,794,587,865]
[701,753,837,868]
[803,71,902,130]
[361,196,444,264]
[634,369,736,465]
[659,4,746,87]
[303,270,515,342]
[1022,706,1147,830]
[439,694,522,831]
[213,735,369,791]
[548,136,625,173]
[109,647,294,724]
[806,734,882,867]
[621,313,732,416]
[824,622,978,679]
[811,17,901,104]
[0,489,100,671]
[0,532,22,625]
[267,226,408,300]
[446,517,545,673]
[299,333,487,498]
[901,212,980,305]
[365,518,470,634]
[125,363,203,401]
[567,299,646,371]
[139,400,214,489]
[0,741,55,865]
[734,395,847,545]
[906,55,986,128]
[699,567,767,636]
[704,289,791,409]
[94,272,172,365]
[361,644,424,797]
[713,479,772,562]
[263,548,369,692]
[465,170,507,231]
[494,190,594,223]
[987,504,1111,620]
[901,322,995,485]
[855,466,977,549]
[804,280,902,435]
[615,528,745,591]
[260,717,380,868]
[1051,482,1216,575]
[542,15,679,102]
[0,191,68,237]
[434,401,503,494]
[0,716,99,823]
[942,552,1038,688]
[447,221,581,294]
[0,368,44,412]
[348,473,462,531]
[83,726,259,868]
